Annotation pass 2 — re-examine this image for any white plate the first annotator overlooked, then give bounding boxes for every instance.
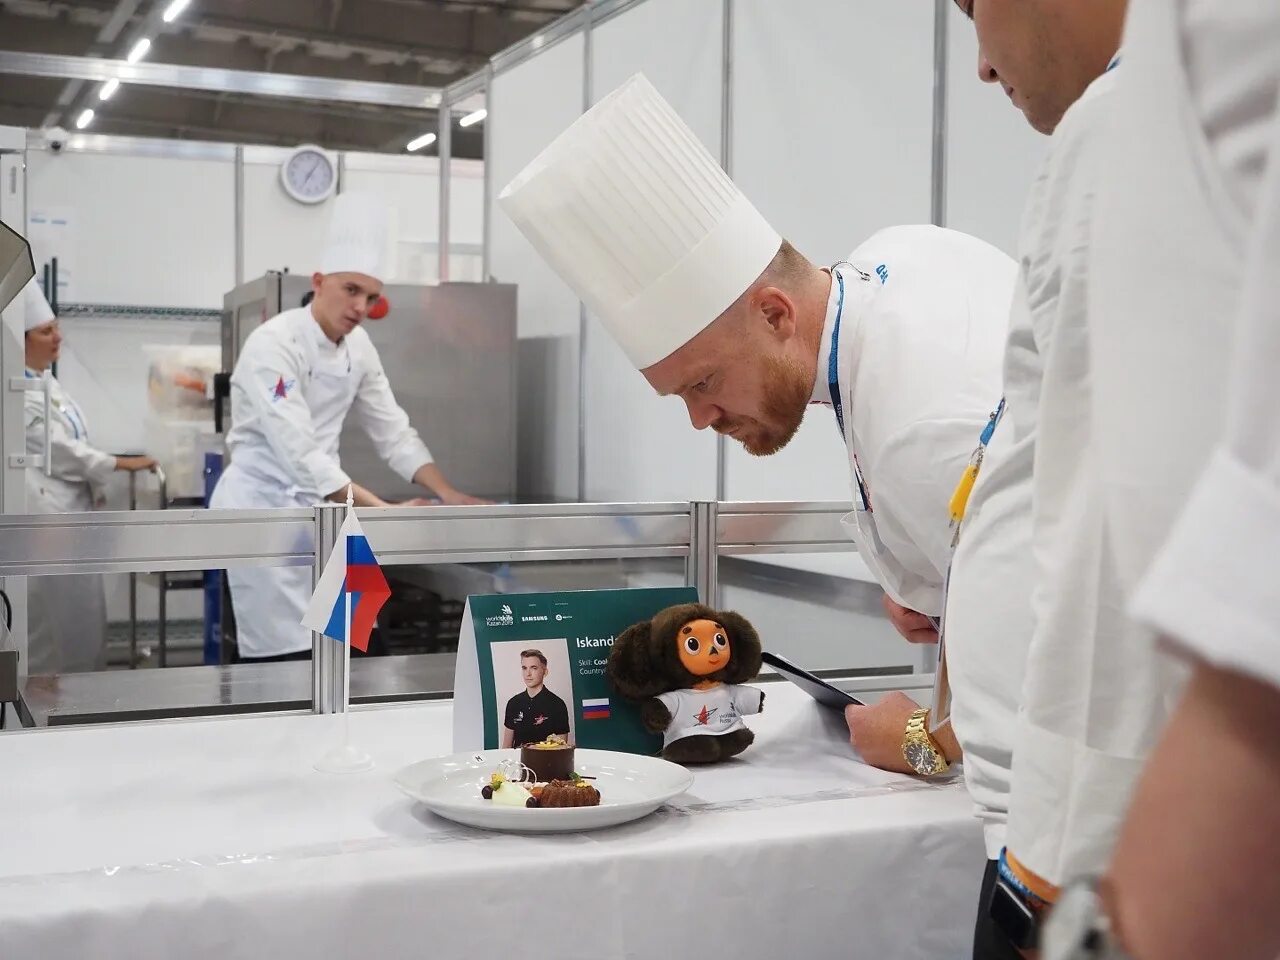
[393,748,694,833]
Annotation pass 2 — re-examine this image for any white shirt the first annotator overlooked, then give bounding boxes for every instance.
[812,225,1015,616]
[655,684,764,748]
[1091,0,1280,689]
[939,406,1028,859]
[224,306,432,499]
[1001,68,1193,886]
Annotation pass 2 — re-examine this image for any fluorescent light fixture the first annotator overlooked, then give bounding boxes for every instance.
[406,132,437,152]
[98,78,120,101]
[162,0,191,22]
[126,37,152,64]
[458,109,487,128]
[75,108,95,130]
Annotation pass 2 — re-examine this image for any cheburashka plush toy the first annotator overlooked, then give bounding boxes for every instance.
[607,602,764,764]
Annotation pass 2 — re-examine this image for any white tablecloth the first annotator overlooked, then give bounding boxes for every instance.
[0,685,985,959]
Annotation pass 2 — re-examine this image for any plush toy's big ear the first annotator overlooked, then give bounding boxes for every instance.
[716,609,763,683]
[608,618,669,701]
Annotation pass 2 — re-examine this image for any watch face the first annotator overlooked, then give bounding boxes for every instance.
[283,148,334,203]
[904,740,940,775]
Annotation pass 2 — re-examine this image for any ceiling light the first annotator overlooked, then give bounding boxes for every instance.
[98,79,120,101]
[406,132,437,152]
[458,109,487,128]
[162,0,191,23]
[126,38,152,64]
[75,109,95,130]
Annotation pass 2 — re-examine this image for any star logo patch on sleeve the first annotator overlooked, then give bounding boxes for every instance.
[270,375,296,402]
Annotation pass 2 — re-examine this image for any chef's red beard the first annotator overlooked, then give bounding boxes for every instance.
[715,353,811,457]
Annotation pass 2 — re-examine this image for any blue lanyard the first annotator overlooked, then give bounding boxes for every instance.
[825,268,873,512]
[27,370,86,440]
[826,269,847,436]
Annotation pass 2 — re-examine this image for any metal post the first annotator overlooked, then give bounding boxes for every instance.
[336,151,347,195]
[128,472,137,668]
[312,502,345,714]
[233,145,244,285]
[577,4,594,504]
[437,101,452,283]
[688,500,720,607]
[715,0,734,503]
[931,0,949,227]
[481,64,494,281]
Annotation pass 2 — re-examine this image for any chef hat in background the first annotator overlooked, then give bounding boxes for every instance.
[22,277,55,332]
[319,193,396,283]
[499,73,782,370]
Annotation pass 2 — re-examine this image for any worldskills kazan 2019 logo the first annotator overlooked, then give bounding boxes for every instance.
[485,604,515,628]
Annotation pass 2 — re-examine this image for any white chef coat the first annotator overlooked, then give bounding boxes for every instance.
[211,306,433,659]
[1090,0,1280,687]
[810,225,1016,618]
[939,407,1028,859]
[999,67,1192,886]
[23,370,109,673]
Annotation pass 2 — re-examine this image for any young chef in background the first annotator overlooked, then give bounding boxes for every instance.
[211,193,486,662]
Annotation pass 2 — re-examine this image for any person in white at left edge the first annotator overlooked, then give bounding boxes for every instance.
[497,73,1016,775]
[21,279,157,673]
[210,193,487,662]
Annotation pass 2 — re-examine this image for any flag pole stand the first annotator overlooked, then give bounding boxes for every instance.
[315,488,374,775]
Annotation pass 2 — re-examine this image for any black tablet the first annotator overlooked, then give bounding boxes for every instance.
[761,650,865,708]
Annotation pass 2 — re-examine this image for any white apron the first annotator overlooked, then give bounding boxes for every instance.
[24,375,109,674]
[211,345,358,659]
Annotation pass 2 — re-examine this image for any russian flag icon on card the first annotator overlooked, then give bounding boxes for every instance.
[582,698,611,720]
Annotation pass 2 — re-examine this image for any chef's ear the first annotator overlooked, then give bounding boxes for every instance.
[754,285,799,341]
[311,272,325,293]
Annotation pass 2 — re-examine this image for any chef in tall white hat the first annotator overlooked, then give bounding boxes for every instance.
[20,278,157,673]
[501,74,1017,777]
[210,192,486,662]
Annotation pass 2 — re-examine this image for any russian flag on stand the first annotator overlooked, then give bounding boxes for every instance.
[301,510,390,653]
[582,697,611,720]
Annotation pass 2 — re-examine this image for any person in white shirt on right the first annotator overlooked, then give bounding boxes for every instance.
[1037,3,1280,959]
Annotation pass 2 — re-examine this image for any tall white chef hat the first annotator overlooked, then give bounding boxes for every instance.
[319,192,394,282]
[21,277,54,332]
[499,73,782,370]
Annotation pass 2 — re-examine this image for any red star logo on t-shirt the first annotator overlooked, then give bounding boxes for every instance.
[695,704,718,726]
[273,376,289,399]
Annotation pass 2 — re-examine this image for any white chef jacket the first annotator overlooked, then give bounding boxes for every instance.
[23,370,109,673]
[222,306,433,500]
[811,225,1015,617]
[939,402,1028,859]
[1000,67,1193,886]
[212,306,433,659]
[24,370,115,513]
[1090,0,1280,687]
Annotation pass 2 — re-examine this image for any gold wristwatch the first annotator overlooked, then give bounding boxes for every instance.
[902,707,950,776]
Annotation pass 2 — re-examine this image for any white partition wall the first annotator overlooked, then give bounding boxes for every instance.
[25,150,235,308]
[943,4,1048,255]
[724,0,936,504]
[582,0,723,503]
[488,34,586,502]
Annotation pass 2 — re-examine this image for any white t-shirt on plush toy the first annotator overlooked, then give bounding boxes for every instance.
[656,685,764,748]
